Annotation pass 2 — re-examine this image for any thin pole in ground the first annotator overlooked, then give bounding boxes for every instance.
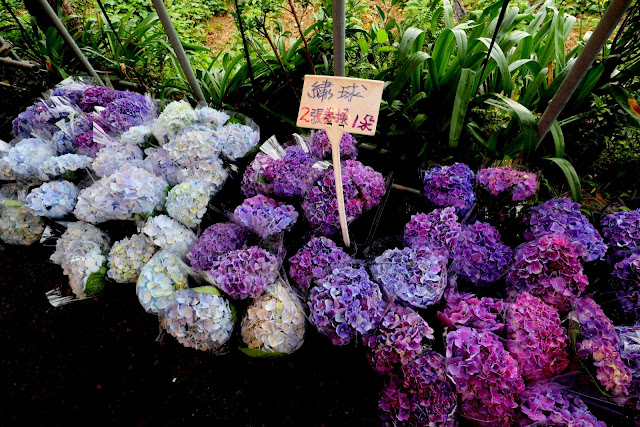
[333,0,345,76]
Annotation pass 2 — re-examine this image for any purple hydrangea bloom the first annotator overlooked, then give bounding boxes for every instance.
[187,223,250,271]
[51,85,87,105]
[99,93,154,133]
[79,86,118,111]
[423,163,475,216]
[446,326,525,425]
[241,154,278,198]
[363,302,434,375]
[525,198,607,262]
[571,296,632,396]
[452,221,513,286]
[611,252,640,317]
[73,131,100,158]
[207,246,279,299]
[12,100,68,139]
[143,147,181,185]
[508,234,589,311]
[310,130,358,160]
[602,209,640,251]
[477,167,538,200]
[233,194,298,239]
[264,146,322,198]
[518,382,605,426]
[308,266,385,345]
[302,160,385,235]
[506,292,570,381]
[617,324,640,381]
[371,246,447,308]
[403,207,461,255]
[378,351,457,426]
[288,236,352,293]
[437,291,505,333]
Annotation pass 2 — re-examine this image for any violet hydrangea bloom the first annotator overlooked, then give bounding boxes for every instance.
[437,291,505,333]
[143,147,181,185]
[526,198,607,262]
[264,146,322,198]
[403,207,461,255]
[12,100,68,139]
[308,266,386,345]
[446,326,525,425]
[288,236,352,294]
[571,296,632,396]
[233,194,298,239]
[207,246,278,299]
[617,324,640,380]
[507,234,589,312]
[452,221,513,286]
[363,302,434,375]
[25,180,78,219]
[611,252,640,317]
[506,292,570,381]
[310,130,358,160]
[602,209,640,252]
[99,92,154,133]
[371,246,447,308]
[518,382,606,427]
[241,154,278,198]
[79,86,118,111]
[163,288,234,352]
[477,166,538,201]
[187,223,250,271]
[73,130,99,158]
[423,163,476,216]
[378,351,457,426]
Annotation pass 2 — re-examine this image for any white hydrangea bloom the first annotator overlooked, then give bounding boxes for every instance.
[136,250,189,313]
[165,180,211,228]
[142,214,196,258]
[107,233,157,283]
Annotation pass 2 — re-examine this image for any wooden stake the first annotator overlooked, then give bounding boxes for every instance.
[326,127,350,247]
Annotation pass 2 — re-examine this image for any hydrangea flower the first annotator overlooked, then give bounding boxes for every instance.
[79,86,118,111]
[263,146,321,198]
[174,156,228,190]
[50,129,77,155]
[452,221,513,286]
[51,239,107,298]
[120,125,152,146]
[611,252,640,317]
[616,324,640,378]
[163,125,220,166]
[0,202,44,245]
[217,123,260,160]
[525,198,607,262]
[363,302,434,375]
[4,138,56,181]
[288,236,352,294]
[403,207,461,255]
[0,158,18,181]
[233,194,298,239]
[43,154,93,178]
[92,144,144,178]
[507,234,589,311]
[142,147,181,185]
[423,163,476,216]
[152,100,199,144]
[107,233,157,283]
[12,100,68,139]
[187,223,250,271]
[308,266,385,345]
[477,167,538,200]
[518,382,606,427]
[51,84,88,106]
[446,326,525,425]
[25,181,78,218]
[207,246,279,299]
[241,280,306,354]
[74,163,167,223]
[136,250,189,314]
[99,93,154,133]
[602,209,640,251]
[73,130,100,158]
[52,221,111,252]
[196,106,229,128]
[437,291,505,333]
[302,160,385,235]
[163,288,234,352]
[371,246,447,308]
[241,154,277,198]
[310,130,358,160]
[142,215,196,258]
[378,351,457,426]
[506,292,570,381]
[165,180,211,228]
[571,296,632,396]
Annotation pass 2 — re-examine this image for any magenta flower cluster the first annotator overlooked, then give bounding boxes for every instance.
[378,351,457,426]
[477,166,538,200]
[363,302,434,375]
[508,234,589,311]
[437,291,505,333]
[446,326,525,425]
[79,86,119,111]
[505,292,569,381]
[601,209,640,251]
[207,246,279,299]
[233,194,298,239]
[403,207,461,255]
[423,163,475,216]
[572,296,632,396]
[452,221,513,286]
[73,131,99,158]
[187,223,250,271]
[288,236,352,293]
[308,266,385,345]
[525,198,607,262]
[310,130,358,160]
[371,246,447,308]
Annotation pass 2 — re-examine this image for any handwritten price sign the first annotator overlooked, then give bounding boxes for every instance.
[297,75,384,247]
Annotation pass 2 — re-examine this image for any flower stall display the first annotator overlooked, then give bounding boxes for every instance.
[288,236,352,294]
[477,166,538,201]
[423,163,475,216]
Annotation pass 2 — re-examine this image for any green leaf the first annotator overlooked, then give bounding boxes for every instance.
[546,157,582,202]
[398,27,425,63]
[85,266,107,297]
[605,85,640,126]
[358,38,370,55]
[387,51,430,103]
[376,29,389,44]
[239,347,288,358]
[449,68,476,148]
[550,121,565,158]
[191,286,221,296]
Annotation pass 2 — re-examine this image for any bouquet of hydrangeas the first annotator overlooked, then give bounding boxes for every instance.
[174,156,228,190]
[309,130,358,160]
[98,92,155,134]
[525,198,607,262]
[477,166,538,201]
[217,122,260,160]
[120,125,152,147]
[163,125,220,166]
[3,138,57,181]
[288,236,352,294]
[12,99,72,140]
[403,207,461,255]
[79,86,119,111]
[25,180,78,219]
[437,290,505,333]
[196,106,229,128]
[363,302,434,375]
[0,185,45,245]
[371,246,447,308]
[241,154,277,198]
[163,287,235,352]
[617,324,640,393]
[152,100,199,144]
[241,280,306,355]
[423,163,475,216]
[107,233,157,283]
[142,215,196,258]
[91,144,145,178]
[233,194,298,239]
[43,154,93,179]
[143,147,181,185]
[308,266,385,345]
[165,179,211,228]
[187,223,250,272]
[136,250,189,314]
[601,209,640,252]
